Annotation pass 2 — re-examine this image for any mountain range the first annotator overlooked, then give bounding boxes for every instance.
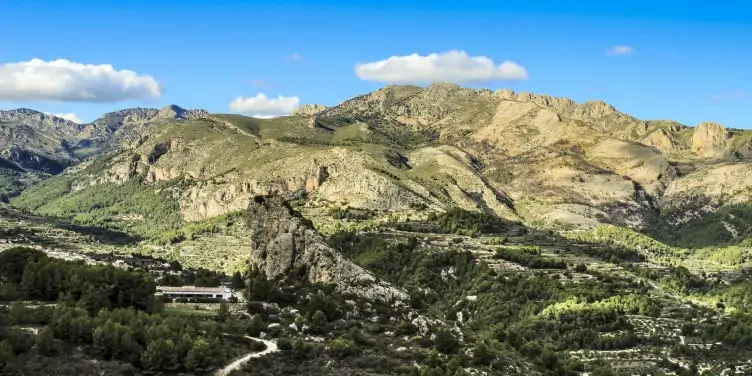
[3,82,751,248]
[4,83,752,375]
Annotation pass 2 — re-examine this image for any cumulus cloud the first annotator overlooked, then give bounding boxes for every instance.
[43,112,83,123]
[0,59,162,103]
[711,90,746,101]
[228,93,300,117]
[354,50,529,84]
[605,45,635,56]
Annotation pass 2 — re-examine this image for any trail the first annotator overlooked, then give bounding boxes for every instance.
[214,336,278,376]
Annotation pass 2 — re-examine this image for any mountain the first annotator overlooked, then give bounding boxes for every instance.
[10,83,752,246]
[0,105,208,199]
[5,84,752,375]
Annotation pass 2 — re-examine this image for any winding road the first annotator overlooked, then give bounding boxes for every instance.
[214,336,279,376]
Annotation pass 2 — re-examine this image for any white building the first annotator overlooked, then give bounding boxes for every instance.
[156,285,234,300]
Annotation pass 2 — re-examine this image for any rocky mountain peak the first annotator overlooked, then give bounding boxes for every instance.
[156,104,209,120]
[156,104,186,119]
[245,194,408,303]
[93,106,209,130]
[0,108,81,130]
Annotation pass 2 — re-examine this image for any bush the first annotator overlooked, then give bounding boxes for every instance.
[434,330,460,354]
[328,338,359,358]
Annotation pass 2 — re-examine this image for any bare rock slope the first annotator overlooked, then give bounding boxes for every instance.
[245,194,408,303]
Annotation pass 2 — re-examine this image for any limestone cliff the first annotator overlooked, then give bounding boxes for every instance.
[245,195,408,303]
[292,104,328,117]
[692,122,729,158]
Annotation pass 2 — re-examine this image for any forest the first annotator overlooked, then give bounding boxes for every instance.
[0,246,255,375]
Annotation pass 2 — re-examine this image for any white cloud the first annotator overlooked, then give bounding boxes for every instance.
[605,45,635,56]
[0,59,162,103]
[43,112,83,123]
[711,90,746,101]
[228,93,300,117]
[354,50,529,84]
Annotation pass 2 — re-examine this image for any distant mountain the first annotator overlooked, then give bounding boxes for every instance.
[0,105,208,198]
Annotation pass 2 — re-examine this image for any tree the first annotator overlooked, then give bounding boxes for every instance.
[8,301,26,325]
[434,330,460,354]
[426,348,441,368]
[246,272,272,301]
[231,271,245,289]
[292,338,314,360]
[194,269,221,287]
[35,327,61,357]
[278,338,293,352]
[0,247,47,284]
[141,339,179,373]
[310,310,328,334]
[0,341,16,374]
[248,314,265,337]
[328,338,358,358]
[471,342,494,366]
[161,274,183,286]
[169,260,183,272]
[93,321,122,359]
[306,291,339,320]
[681,323,695,336]
[217,301,230,323]
[185,337,216,372]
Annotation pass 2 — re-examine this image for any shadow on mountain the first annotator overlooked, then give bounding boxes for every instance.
[54,221,142,245]
[640,197,752,249]
[324,207,652,279]
[0,206,142,247]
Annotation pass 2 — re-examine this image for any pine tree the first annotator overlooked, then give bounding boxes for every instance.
[35,327,60,357]
[230,271,245,289]
[0,341,16,374]
[141,339,179,373]
[185,337,215,372]
[248,314,265,337]
[311,310,328,334]
[217,301,230,322]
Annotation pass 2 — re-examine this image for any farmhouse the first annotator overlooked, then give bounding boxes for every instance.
[156,285,234,300]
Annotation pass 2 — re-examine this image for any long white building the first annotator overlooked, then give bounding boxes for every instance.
[156,285,234,300]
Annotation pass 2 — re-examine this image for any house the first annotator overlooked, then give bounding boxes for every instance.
[156,285,235,300]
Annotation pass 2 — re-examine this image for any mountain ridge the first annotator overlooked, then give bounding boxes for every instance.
[6,83,752,246]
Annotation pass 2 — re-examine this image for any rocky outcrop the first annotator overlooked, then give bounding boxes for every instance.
[642,128,678,153]
[292,104,328,117]
[0,109,83,134]
[692,122,729,158]
[246,195,408,303]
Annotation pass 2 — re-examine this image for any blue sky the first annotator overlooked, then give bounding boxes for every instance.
[0,0,749,127]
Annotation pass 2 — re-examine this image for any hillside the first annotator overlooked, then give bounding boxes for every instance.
[4,83,752,375]
[0,106,207,199]
[9,83,752,246]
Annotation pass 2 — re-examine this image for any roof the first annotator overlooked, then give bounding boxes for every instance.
[157,285,228,293]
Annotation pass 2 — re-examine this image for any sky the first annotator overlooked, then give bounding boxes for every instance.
[0,0,750,127]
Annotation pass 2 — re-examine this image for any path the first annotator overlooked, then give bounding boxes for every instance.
[214,336,278,376]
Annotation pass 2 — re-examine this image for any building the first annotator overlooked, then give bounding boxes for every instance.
[156,285,235,300]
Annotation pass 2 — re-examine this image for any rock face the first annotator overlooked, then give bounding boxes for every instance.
[292,104,328,117]
[245,195,408,303]
[692,122,729,158]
